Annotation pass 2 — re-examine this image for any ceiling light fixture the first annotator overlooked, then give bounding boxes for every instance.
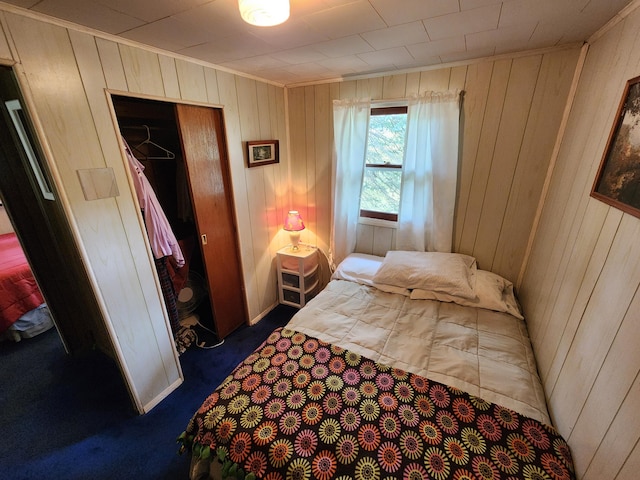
[238,0,290,27]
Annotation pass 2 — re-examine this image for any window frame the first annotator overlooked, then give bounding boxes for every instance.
[359,104,407,222]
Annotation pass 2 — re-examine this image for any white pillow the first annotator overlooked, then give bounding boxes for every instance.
[410,270,523,319]
[372,251,477,299]
[332,253,410,296]
[331,253,383,284]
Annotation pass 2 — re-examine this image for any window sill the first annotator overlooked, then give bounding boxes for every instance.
[358,216,398,228]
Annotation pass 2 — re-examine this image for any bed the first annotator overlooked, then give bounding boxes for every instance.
[0,232,52,341]
[179,251,575,480]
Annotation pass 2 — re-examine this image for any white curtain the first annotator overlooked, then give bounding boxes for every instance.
[396,90,461,252]
[330,98,371,269]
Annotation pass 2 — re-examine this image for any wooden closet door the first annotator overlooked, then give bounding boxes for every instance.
[175,104,247,339]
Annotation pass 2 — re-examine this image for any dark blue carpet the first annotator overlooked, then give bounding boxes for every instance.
[0,305,295,479]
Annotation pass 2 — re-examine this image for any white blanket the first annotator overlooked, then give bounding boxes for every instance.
[287,279,550,425]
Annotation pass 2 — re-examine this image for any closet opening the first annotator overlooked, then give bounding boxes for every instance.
[111,95,247,353]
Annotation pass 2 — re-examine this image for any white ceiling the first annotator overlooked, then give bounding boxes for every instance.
[2,0,633,86]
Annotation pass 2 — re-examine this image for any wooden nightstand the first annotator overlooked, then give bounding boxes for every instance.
[276,245,319,308]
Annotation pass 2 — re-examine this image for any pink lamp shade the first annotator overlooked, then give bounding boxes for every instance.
[284,210,305,231]
[283,210,305,250]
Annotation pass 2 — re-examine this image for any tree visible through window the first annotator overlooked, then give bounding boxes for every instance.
[360,106,407,221]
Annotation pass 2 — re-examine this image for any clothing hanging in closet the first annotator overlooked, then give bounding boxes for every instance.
[122,137,184,336]
[123,137,184,268]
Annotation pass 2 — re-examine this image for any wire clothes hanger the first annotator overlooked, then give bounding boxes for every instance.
[133,125,176,160]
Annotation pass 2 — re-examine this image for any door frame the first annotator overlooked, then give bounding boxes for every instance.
[0,62,146,411]
[0,63,113,354]
[107,90,249,340]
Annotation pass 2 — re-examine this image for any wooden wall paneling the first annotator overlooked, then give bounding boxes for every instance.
[216,70,260,319]
[329,82,340,102]
[531,22,635,330]
[236,76,271,313]
[339,80,357,99]
[550,211,639,438]
[288,87,307,230]
[405,72,421,96]
[293,85,311,241]
[519,8,640,477]
[6,18,106,210]
[176,58,207,103]
[614,439,640,480]
[257,81,280,309]
[260,86,279,299]
[454,62,492,252]
[256,81,272,138]
[0,13,13,60]
[519,25,625,322]
[356,223,374,253]
[69,29,180,386]
[372,225,394,257]
[545,16,640,304]
[457,59,511,259]
[534,200,609,379]
[204,67,220,105]
[95,38,127,91]
[271,83,288,245]
[5,15,176,409]
[473,54,542,275]
[326,82,341,258]
[263,83,287,285]
[158,55,180,99]
[304,85,317,246]
[449,65,467,91]
[118,44,164,96]
[313,83,332,255]
[581,372,640,479]
[493,49,580,281]
[257,81,276,227]
[569,285,640,477]
[418,68,450,92]
[67,31,121,358]
[382,73,407,99]
[521,25,634,363]
[543,206,621,394]
[447,65,468,249]
[356,77,383,99]
[69,30,115,147]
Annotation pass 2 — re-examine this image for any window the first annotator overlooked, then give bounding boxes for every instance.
[360,106,407,221]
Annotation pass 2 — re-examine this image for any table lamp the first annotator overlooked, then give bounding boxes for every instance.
[283,210,305,251]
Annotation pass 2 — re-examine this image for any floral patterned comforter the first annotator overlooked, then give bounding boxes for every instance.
[180,327,575,480]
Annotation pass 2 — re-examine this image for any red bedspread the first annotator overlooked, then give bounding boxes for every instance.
[0,233,44,333]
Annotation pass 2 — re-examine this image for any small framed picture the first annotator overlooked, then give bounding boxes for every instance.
[591,75,640,218]
[246,140,279,168]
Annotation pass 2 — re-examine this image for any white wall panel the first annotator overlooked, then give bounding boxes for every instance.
[520,4,640,478]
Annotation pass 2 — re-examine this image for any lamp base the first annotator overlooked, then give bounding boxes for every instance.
[289,231,301,251]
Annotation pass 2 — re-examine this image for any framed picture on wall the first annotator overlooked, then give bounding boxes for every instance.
[591,75,640,218]
[246,140,279,168]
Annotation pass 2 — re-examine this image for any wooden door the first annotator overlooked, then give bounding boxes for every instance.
[175,104,247,338]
